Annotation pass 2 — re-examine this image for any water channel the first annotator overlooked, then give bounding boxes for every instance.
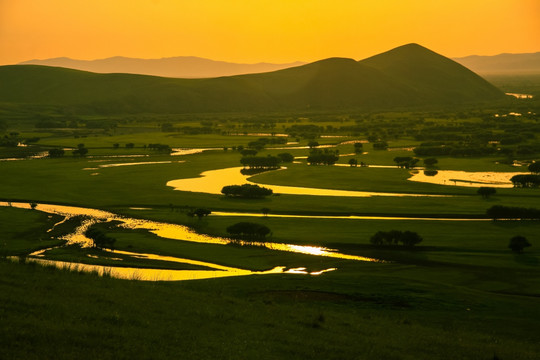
[166,166,450,197]
[1,201,377,282]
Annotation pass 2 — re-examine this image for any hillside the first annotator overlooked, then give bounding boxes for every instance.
[453,52,540,75]
[0,44,505,114]
[18,56,306,78]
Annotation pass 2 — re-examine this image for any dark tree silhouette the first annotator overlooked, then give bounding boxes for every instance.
[226,222,271,240]
[48,148,65,158]
[508,236,531,253]
[348,158,358,167]
[477,187,496,199]
[188,208,212,219]
[221,184,273,198]
[369,230,423,247]
[423,158,438,167]
[85,228,116,250]
[529,162,540,174]
[277,153,294,163]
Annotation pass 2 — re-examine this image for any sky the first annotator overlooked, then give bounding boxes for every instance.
[0,0,538,65]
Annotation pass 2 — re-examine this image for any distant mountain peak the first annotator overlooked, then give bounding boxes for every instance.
[3,43,505,114]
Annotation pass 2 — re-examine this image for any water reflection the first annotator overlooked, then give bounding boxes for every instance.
[98,161,183,168]
[166,167,449,197]
[210,211,490,221]
[11,256,289,281]
[1,202,383,281]
[408,170,527,188]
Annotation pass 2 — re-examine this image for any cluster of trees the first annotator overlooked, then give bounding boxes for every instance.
[528,162,540,174]
[487,205,540,220]
[187,208,211,219]
[85,228,116,250]
[247,137,287,151]
[48,148,65,158]
[240,155,281,169]
[510,174,540,188]
[372,141,388,150]
[353,142,363,154]
[277,153,294,163]
[147,143,172,153]
[0,133,20,147]
[393,156,419,169]
[221,184,273,198]
[226,222,271,240]
[307,149,339,165]
[370,230,423,247]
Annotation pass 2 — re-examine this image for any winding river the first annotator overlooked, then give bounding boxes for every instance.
[166,166,449,197]
[1,201,377,282]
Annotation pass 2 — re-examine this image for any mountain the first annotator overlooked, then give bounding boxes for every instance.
[18,56,306,78]
[0,44,505,114]
[453,52,540,75]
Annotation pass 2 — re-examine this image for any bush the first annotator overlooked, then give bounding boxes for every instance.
[226,222,271,240]
[369,230,423,247]
[509,236,531,253]
[221,184,273,198]
[85,228,116,250]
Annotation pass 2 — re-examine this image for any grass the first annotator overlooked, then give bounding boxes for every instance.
[2,123,540,359]
[2,256,540,360]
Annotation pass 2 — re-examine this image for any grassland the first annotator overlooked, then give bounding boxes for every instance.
[1,102,540,358]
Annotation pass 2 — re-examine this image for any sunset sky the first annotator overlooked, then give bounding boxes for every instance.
[1,0,538,65]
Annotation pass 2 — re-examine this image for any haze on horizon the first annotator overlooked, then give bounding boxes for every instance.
[0,0,539,66]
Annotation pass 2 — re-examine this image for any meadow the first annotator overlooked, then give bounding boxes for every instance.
[1,102,540,359]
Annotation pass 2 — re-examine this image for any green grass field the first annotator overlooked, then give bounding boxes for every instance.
[1,117,540,359]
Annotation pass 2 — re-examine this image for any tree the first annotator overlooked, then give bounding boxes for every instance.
[369,230,423,247]
[529,162,540,174]
[353,142,363,154]
[261,207,270,216]
[125,143,135,148]
[48,148,65,158]
[477,187,496,199]
[29,202,37,210]
[393,156,419,169]
[277,153,294,163]
[226,222,271,240]
[372,141,388,150]
[400,231,423,247]
[72,143,88,157]
[508,236,531,253]
[85,228,116,250]
[510,174,540,188]
[221,184,273,198]
[188,208,211,219]
[348,158,358,167]
[113,143,119,149]
[423,158,438,167]
[307,140,319,148]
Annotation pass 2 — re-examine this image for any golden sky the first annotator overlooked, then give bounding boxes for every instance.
[0,0,538,65]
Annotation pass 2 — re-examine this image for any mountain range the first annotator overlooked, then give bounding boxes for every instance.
[18,57,306,79]
[1,44,505,114]
[453,52,540,75]
[18,51,540,79]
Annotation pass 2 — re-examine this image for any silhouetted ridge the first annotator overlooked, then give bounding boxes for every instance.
[1,44,505,114]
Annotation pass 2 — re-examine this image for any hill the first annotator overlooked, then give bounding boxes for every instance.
[453,52,540,75]
[18,56,306,78]
[0,44,505,114]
